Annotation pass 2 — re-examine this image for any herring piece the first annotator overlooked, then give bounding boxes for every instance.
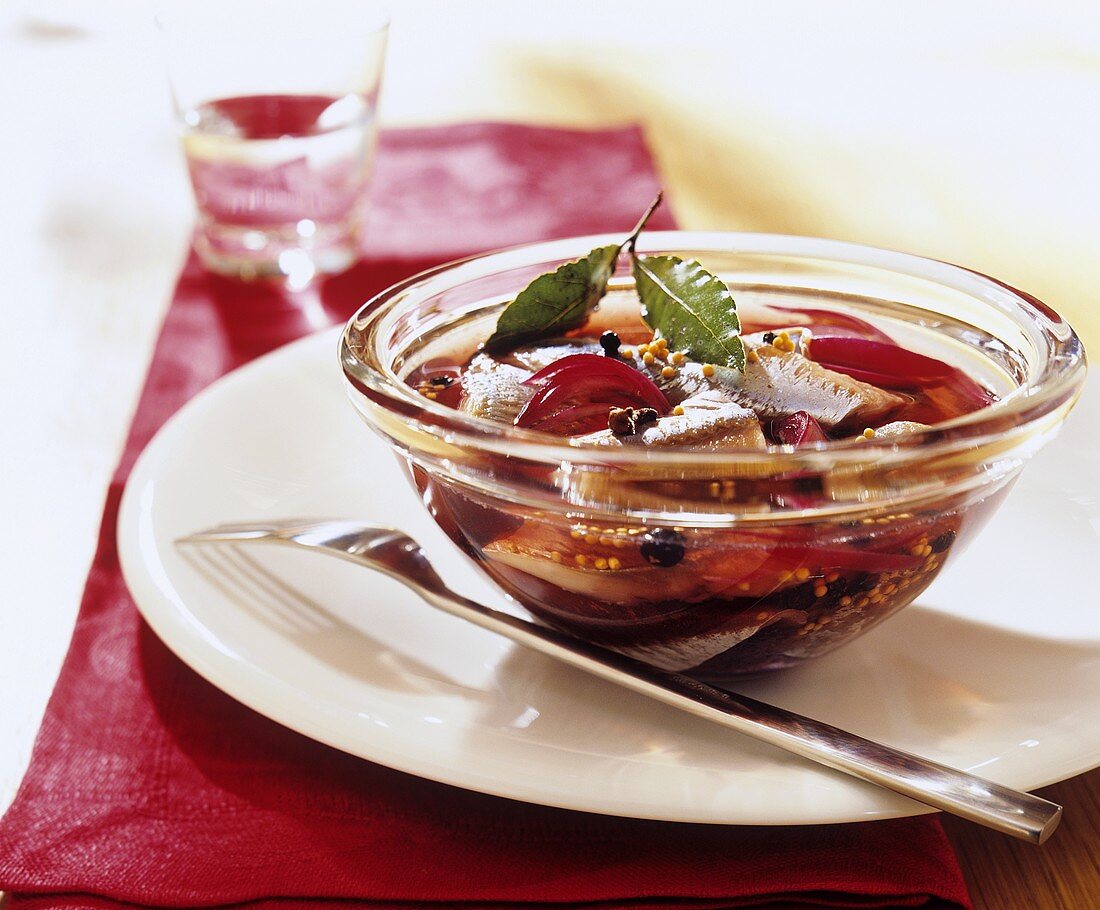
[575,391,766,450]
[483,551,705,607]
[619,350,717,404]
[872,420,931,439]
[482,522,801,610]
[458,353,534,423]
[734,342,905,429]
[611,610,809,672]
[650,337,904,430]
[458,341,600,423]
[625,327,903,430]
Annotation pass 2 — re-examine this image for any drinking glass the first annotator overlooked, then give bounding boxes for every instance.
[158,2,389,281]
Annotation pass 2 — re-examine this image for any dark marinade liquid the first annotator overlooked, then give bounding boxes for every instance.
[402,313,1002,676]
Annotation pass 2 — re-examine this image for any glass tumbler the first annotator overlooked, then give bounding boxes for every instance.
[158,2,389,281]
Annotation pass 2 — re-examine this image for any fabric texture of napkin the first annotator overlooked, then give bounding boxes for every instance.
[0,122,971,910]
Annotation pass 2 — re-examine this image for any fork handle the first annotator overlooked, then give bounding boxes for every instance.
[411,582,1061,844]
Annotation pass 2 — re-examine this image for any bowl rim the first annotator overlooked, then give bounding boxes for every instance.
[340,230,1087,471]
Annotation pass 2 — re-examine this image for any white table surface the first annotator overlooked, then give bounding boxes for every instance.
[3,0,1098,814]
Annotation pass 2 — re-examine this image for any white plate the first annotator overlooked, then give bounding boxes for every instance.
[118,328,1100,825]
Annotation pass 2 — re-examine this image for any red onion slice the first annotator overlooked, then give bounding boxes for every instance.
[772,411,829,446]
[805,334,994,407]
[516,353,670,434]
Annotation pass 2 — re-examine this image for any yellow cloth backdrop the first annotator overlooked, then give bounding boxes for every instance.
[387,1,1099,352]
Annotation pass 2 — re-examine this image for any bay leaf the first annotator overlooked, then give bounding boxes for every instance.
[484,244,620,354]
[633,254,746,371]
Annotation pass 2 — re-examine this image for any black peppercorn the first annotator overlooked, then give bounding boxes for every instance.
[429,375,455,388]
[599,330,622,357]
[607,406,661,436]
[640,528,687,568]
[762,332,777,344]
[930,529,956,553]
[608,407,636,436]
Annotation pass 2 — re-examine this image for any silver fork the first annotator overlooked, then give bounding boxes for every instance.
[177,519,1062,843]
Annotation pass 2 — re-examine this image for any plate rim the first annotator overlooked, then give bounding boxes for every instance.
[118,327,1100,826]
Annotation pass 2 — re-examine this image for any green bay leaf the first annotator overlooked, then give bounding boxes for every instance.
[484,244,620,354]
[633,254,746,371]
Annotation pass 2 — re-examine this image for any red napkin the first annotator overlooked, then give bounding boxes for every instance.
[0,123,971,910]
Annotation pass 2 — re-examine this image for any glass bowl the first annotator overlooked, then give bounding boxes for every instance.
[340,232,1086,678]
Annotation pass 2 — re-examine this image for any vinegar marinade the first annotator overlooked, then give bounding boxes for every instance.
[401,287,1004,676]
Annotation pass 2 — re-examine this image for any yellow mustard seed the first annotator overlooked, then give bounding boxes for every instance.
[672,405,685,416]
[620,347,634,359]
[773,331,796,352]
[584,533,598,545]
[794,567,811,582]
[608,557,622,571]
[862,428,876,439]
[594,557,609,570]
[814,584,828,598]
[550,551,563,563]
[642,352,656,366]
[839,595,853,607]
[701,363,716,377]
[661,365,676,379]
[670,351,685,365]
[638,343,650,355]
[570,529,583,539]
[574,554,587,567]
